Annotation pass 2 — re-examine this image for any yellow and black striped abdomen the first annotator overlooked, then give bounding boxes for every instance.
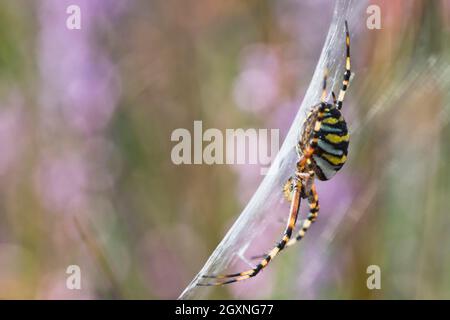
[312,106,349,181]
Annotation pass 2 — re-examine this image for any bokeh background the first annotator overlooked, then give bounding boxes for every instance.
[0,0,449,299]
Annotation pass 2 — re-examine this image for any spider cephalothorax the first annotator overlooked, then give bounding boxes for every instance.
[199,21,352,287]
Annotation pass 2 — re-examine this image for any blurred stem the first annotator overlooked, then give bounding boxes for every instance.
[73,216,123,299]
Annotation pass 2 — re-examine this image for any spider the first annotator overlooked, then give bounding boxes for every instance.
[199,21,351,286]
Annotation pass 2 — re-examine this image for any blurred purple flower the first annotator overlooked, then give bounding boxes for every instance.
[36,1,126,217]
[232,44,280,113]
[39,0,123,135]
[138,229,189,299]
[270,98,302,139]
[35,154,89,215]
[274,0,332,50]
[230,165,264,205]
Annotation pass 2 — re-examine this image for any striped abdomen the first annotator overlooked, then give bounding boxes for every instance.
[311,105,349,181]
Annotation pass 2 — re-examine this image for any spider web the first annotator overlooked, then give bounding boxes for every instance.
[179,0,368,299]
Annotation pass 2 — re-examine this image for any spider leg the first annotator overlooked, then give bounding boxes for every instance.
[332,91,337,106]
[250,171,316,260]
[337,20,351,110]
[283,177,294,202]
[320,67,328,103]
[286,183,319,248]
[198,179,302,286]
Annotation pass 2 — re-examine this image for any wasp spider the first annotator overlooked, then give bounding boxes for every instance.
[199,21,351,286]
